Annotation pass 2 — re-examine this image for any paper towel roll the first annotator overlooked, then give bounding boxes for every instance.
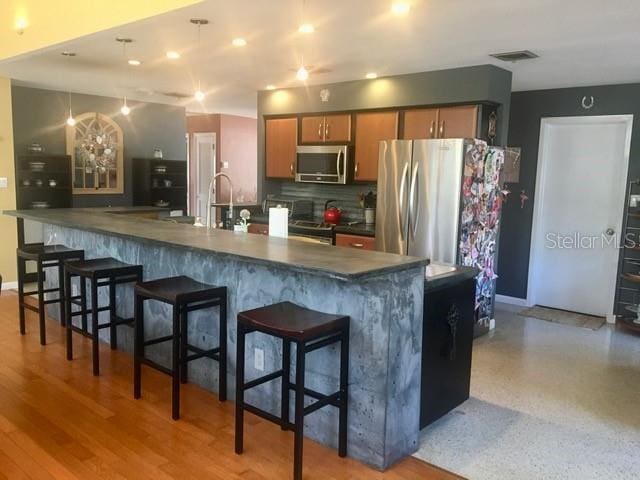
[269,207,288,238]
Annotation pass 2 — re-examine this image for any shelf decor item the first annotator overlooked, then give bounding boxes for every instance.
[66,112,124,194]
[133,158,187,212]
[358,191,377,224]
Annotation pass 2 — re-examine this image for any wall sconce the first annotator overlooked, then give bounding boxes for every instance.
[15,18,28,35]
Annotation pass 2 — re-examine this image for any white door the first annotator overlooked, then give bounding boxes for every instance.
[194,132,216,221]
[530,115,633,316]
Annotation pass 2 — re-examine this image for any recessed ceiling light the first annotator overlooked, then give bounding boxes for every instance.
[194,90,205,102]
[166,51,180,59]
[232,37,247,47]
[391,2,411,15]
[298,23,315,34]
[296,66,309,81]
[128,59,141,66]
[365,72,378,79]
[266,85,276,90]
[61,51,76,57]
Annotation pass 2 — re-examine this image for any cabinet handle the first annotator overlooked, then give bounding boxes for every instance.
[439,121,445,138]
[261,229,268,235]
[290,163,294,175]
[325,122,330,139]
[318,122,323,139]
[355,162,359,178]
[350,243,364,249]
[429,121,435,138]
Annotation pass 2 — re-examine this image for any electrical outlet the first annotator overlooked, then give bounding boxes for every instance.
[223,161,229,168]
[254,348,264,371]
[0,177,7,188]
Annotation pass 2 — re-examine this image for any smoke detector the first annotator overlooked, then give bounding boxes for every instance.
[490,50,539,63]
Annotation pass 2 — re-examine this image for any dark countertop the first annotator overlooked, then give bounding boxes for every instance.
[425,263,478,291]
[4,208,427,282]
[334,223,376,237]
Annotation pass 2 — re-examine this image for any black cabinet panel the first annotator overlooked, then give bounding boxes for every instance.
[420,277,475,428]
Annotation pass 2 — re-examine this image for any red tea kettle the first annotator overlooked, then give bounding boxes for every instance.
[323,200,342,224]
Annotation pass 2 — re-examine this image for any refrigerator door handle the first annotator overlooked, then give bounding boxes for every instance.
[409,161,420,239]
[399,162,410,240]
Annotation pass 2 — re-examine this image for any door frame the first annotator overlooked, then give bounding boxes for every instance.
[192,132,217,220]
[527,115,634,321]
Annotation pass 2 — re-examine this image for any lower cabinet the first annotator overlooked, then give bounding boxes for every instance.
[420,277,476,429]
[335,233,376,250]
[248,223,269,235]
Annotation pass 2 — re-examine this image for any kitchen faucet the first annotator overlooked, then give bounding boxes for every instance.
[206,172,234,229]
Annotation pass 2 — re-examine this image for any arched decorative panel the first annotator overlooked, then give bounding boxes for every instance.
[66,112,124,194]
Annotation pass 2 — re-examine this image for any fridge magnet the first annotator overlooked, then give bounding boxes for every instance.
[520,190,529,209]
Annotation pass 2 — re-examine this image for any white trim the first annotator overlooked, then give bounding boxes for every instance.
[1,281,18,291]
[495,294,531,307]
[527,114,634,314]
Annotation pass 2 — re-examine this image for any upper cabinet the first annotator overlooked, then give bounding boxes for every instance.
[354,111,399,182]
[402,105,479,140]
[300,114,351,143]
[265,117,297,179]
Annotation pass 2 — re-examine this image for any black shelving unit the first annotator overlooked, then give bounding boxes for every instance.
[132,158,188,212]
[15,154,73,212]
[614,178,640,333]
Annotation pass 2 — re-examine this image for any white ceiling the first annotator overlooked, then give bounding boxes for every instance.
[1,0,639,118]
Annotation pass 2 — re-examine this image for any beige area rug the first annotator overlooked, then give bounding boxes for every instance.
[518,305,605,330]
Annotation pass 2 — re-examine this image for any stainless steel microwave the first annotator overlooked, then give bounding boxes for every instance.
[295,145,349,184]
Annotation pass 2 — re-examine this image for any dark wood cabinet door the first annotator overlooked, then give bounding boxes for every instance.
[300,116,326,143]
[265,117,297,179]
[335,233,375,250]
[402,109,439,139]
[437,105,479,139]
[324,114,351,142]
[354,111,398,182]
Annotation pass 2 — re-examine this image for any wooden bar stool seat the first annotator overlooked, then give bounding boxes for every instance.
[133,276,227,420]
[63,258,143,376]
[16,243,84,345]
[235,301,350,480]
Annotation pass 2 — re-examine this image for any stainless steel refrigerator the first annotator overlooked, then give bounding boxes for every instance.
[375,138,504,330]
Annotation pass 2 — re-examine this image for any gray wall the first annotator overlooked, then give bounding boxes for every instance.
[497,83,640,299]
[257,65,513,200]
[12,85,186,207]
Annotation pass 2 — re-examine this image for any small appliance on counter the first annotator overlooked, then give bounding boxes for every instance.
[323,200,342,224]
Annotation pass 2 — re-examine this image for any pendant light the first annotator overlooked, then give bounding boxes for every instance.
[190,19,209,102]
[61,52,76,125]
[116,37,133,116]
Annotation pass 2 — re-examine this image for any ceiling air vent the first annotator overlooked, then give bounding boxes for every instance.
[490,50,539,63]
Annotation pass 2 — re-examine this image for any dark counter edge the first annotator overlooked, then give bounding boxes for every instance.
[425,265,478,291]
[4,209,427,282]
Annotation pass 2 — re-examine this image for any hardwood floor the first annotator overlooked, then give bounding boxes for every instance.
[0,291,461,480]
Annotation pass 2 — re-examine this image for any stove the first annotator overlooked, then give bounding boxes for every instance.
[288,219,334,243]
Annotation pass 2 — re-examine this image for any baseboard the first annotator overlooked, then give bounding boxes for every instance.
[1,281,18,291]
[495,294,530,307]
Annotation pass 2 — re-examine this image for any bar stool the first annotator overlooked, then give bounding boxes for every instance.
[133,275,227,420]
[64,258,143,375]
[16,244,84,345]
[235,302,350,480]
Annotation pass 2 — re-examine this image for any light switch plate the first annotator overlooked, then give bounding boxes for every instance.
[254,348,264,371]
[223,161,229,168]
[0,177,7,188]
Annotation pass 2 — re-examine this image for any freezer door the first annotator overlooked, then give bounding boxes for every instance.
[375,140,413,254]
[408,139,465,262]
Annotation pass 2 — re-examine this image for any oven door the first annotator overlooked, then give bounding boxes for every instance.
[296,145,348,184]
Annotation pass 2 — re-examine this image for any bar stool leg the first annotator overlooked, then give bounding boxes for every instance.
[91,279,100,376]
[58,261,66,327]
[293,340,306,480]
[37,259,46,346]
[219,292,227,401]
[80,277,88,333]
[338,324,350,458]
[133,294,144,399]
[171,305,181,420]
[281,339,291,430]
[65,270,73,361]
[180,307,188,384]
[234,323,246,454]
[17,256,26,335]
[109,277,117,350]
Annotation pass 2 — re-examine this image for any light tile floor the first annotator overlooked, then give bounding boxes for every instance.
[414,303,640,480]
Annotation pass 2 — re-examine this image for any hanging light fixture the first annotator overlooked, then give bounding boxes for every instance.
[116,37,134,116]
[61,52,77,125]
[296,65,309,81]
[190,18,209,102]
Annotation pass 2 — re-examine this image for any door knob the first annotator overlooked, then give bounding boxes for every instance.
[605,228,615,236]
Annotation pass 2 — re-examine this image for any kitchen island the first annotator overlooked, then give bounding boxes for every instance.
[5,207,428,470]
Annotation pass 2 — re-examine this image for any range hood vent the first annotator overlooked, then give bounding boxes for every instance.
[490,50,539,62]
